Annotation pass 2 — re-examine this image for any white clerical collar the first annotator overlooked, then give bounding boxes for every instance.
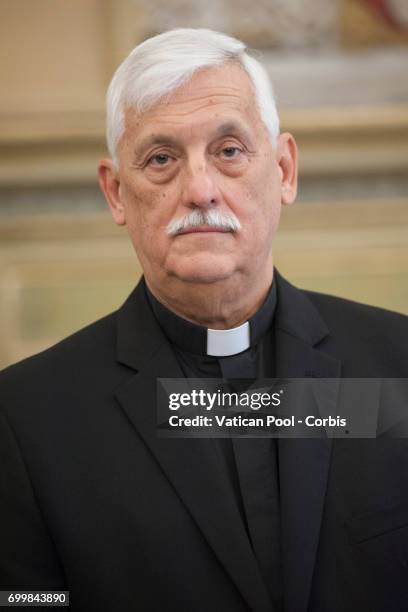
[206,321,250,357]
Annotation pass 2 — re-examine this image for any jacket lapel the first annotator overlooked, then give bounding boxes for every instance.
[114,281,273,612]
[274,272,341,612]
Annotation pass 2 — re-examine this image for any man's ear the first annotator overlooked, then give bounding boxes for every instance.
[98,158,126,226]
[277,132,298,206]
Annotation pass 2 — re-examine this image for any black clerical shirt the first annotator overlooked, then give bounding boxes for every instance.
[145,281,283,610]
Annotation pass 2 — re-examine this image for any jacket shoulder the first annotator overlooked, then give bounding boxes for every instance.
[0,311,118,391]
[304,290,408,374]
[305,290,408,331]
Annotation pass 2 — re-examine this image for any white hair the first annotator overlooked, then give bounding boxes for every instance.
[106,28,280,164]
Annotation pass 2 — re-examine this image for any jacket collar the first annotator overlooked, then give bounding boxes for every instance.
[116,278,167,372]
[273,269,330,349]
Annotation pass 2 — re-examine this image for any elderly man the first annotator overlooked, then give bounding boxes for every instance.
[1,28,408,612]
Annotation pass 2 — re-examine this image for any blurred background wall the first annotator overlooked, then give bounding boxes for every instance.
[0,0,407,368]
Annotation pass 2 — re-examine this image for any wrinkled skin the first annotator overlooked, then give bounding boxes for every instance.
[99,63,298,328]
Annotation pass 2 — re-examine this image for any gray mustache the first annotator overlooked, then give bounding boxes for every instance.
[166,209,241,236]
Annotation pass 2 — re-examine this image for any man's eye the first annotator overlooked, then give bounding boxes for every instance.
[220,147,242,159]
[148,154,171,167]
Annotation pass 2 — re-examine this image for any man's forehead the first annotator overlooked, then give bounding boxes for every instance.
[123,65,263,146]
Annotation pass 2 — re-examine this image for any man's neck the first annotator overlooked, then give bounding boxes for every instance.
[145,269,274,330]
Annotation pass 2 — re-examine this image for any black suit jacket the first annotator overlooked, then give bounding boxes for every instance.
[1,271,408,612]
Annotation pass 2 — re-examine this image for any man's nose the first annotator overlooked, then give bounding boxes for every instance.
[181,162,221,209]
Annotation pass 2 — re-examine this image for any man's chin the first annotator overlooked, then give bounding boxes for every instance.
[168,261,236,285]
[174,271,234,285]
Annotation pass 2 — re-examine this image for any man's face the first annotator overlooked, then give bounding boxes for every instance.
[99,64,297,292]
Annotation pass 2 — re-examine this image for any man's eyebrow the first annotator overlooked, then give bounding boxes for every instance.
[212,121,252,141]
[133,121,253,157]
[134,134,180,156]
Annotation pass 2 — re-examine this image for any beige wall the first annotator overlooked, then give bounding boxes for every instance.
[1,0,407,368]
